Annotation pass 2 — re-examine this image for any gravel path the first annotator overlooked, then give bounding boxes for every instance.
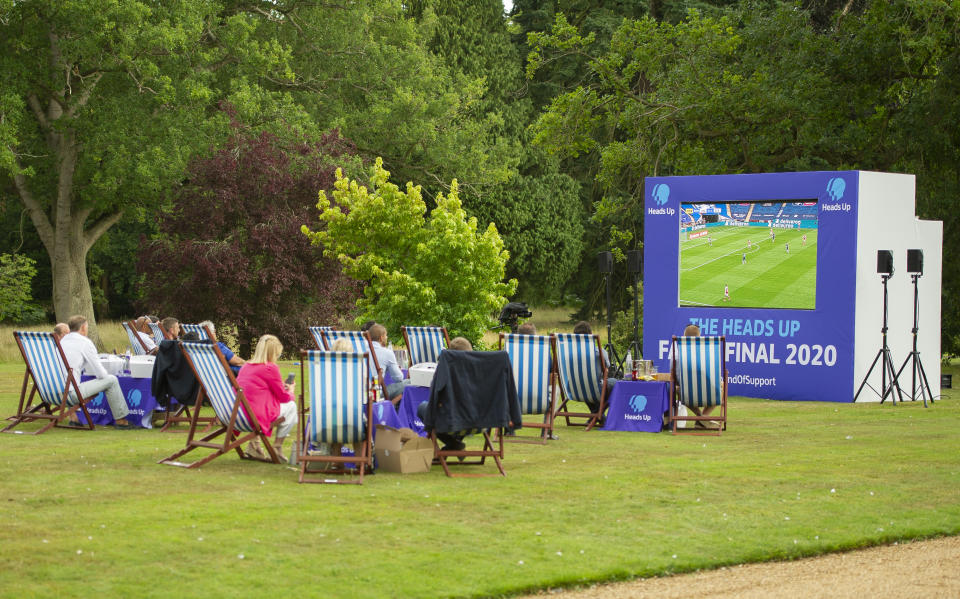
[521,536,960,598]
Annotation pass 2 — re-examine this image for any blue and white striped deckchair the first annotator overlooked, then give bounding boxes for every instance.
[500,333,556,443]
[297,350,373,484]
[551,333,609,431]
[148,322,167,346]
[308,326,335,350]
[670,335,727,435]
[180,323,212,341]
[122,321,149,355]
[401,326,450,366]
[158,341,280,468]
[3,331,95,434]
[320,330,385,400]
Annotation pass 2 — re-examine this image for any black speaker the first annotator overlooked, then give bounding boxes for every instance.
[597,251,613,274]
[626,250,643,274]
[876,250,894,275]
[907,249,923,274]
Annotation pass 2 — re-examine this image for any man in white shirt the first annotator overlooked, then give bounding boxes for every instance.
[134,317,158,354]
[61,315,132,428]
[369,323,409,406]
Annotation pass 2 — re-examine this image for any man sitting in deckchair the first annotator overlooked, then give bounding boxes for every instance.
[60,315,134,428]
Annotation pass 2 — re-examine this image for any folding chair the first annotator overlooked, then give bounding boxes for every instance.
[149,321,169,345]
[297,350,373,484]
[158,341,280,468]
[669,335,728,435]
[320,330,385,401]
[424,350,519,477]
[551,333,609,431]
[122,321,150,355]
[308,326,335,350]
[401,326,450,365]
[180,323,213,341]
[3,331,96,434]
[499,333,557,443]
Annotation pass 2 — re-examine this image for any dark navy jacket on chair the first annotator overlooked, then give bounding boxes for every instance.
[422,350,521,434]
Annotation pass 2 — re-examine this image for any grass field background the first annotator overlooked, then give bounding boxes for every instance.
[680,226,817,309]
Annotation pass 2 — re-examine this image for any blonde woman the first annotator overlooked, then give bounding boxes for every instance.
[236,335,298,459]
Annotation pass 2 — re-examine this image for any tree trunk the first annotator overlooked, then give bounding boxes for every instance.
[51,235,101,347]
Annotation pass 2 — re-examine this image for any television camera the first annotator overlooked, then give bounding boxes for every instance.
[496,302,533,333]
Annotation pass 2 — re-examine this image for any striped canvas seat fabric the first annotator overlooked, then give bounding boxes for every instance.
[321,330,378,381]
[674,336,724,409]
[552,333,603,405]
[308,326,334,349]
[15,331,69,407]
[148,322,166,345]
[180,342,255,432]
[122,322,147,355]
[502,333,552,415]
[180,324,211,340]
[304,350,368,445]
[403,326,447,365]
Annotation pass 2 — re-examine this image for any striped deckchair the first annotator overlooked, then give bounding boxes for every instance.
[669,335,727,435]
[158,341,280,468]
[320,330,385,401]
[122,321,150,355]
[499,333,556,443]
[3,331,96,434]
[180,323,212,341]
[308,326,335,350]
[297,350,373,484]
[551,333,609,431]
[401,326,450,366]
[148,322,168,345]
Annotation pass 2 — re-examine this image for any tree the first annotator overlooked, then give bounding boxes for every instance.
[303,158,517,347]
[0,253,40,323]
[138,121,362,356]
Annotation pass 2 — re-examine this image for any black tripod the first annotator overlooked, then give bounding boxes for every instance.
[603,272,621,372]
[894,273,934,407]
[854,274,904,403]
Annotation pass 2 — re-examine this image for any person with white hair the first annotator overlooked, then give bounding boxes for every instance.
[198,320,245,374]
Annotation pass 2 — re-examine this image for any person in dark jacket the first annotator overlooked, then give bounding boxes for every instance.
[151,339,200,409]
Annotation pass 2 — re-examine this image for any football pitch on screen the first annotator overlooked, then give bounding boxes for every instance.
[679,226,817,309]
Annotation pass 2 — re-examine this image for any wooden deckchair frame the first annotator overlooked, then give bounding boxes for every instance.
[498,333,557,444]
[297,350,374,484]
[431,428,505,477]
[669,335,728,436]
[551,333,609,431]
[158,341,280,468]
[3,332,96,434]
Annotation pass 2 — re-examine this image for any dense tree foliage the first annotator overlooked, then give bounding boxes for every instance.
[0,253,41,323]
[303,158,516,347]
[139,122,361,356]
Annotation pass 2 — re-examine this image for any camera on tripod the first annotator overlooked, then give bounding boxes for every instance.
[497,302,533,333]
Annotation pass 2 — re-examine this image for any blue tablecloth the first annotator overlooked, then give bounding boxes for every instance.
[396,385,430,437]
[602,380,670,433]
[77,374,159,428]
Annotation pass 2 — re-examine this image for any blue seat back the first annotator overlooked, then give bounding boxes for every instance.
[501,334,552,415]
[321,330,379,380]
[15,331,69,406]
[673,336,725,408]
[181,324,211,341]
[181,342,255,432]
[122,322,147,356]
[403,326,447,365]
[552,333,603,404]
[308,326,334,350]
[304,350,368,444]
[148,322,166,346]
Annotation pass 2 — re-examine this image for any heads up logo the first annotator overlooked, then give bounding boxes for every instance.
[90,393,104,407]
[652,183,670,206]
[126,389,142,408]
[826,177,846,201]
[628,394,647,413]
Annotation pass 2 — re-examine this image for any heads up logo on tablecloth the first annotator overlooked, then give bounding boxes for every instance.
[628,394,647,413]
[826,177,846,201]
[126,389,142,408]
[652,183,670,206]
[90,393,104,407]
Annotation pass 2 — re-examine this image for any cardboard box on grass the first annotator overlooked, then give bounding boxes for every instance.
[375,425,434,473]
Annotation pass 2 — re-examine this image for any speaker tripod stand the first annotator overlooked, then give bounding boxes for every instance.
[894,272,934,407]
[602,272,622,373]
[854,273,904,403]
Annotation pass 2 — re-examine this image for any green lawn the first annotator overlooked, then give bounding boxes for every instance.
[1,360,959,598]
[680,226,817,309]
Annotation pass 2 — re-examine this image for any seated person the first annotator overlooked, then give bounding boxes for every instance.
[323,337,365,460]
[417,336,473,451]
[675,324,716,426]
[329,338,353,352]
[61,315,134,428]
[572,320,618,416]
[161,316,180,339]
[237,335,297,459]
[53,322,69,341]
[134,316,158,355]
[517,322,536,335]
[199,320,245,374]
[368,323,409,406]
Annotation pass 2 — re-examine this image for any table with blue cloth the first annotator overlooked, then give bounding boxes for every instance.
[77,374,161,428]
[602,380,671,433]
[396,385,430,437]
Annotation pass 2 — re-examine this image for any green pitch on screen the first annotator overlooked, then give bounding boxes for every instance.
[679,227,817,309]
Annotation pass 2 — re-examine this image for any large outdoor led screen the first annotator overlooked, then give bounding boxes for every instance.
[678,200,818,310]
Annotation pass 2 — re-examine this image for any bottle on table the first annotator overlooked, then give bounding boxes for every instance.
[624,350,633,381]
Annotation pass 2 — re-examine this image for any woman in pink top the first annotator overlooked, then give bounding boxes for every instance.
[237,334,298,460]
